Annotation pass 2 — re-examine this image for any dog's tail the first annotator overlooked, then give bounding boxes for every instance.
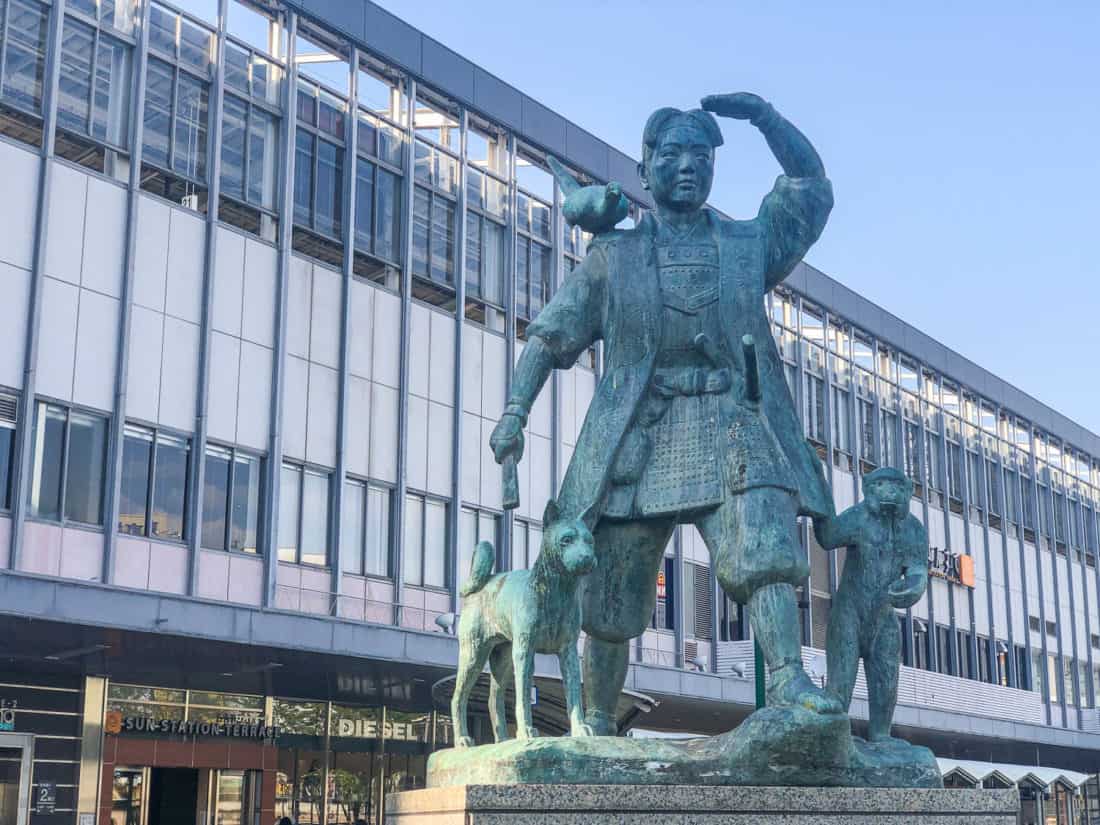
[459,541,496,597]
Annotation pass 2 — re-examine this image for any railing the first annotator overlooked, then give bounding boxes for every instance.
[717,641,1045,725]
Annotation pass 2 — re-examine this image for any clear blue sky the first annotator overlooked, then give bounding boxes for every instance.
[377,0,1100,435]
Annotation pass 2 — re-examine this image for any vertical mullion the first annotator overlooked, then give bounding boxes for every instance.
[390,76,416,623]
[330,46,358,604]
[147,432,159,540]
[259,10,297,604]
[8,0,67,568]
[909,365,933,670]
[223,446,234,553]
[1046,463,1069,727]
[819,311,837,599]
[1015,448,1036,692]
[87,24,100,137]
[993,409,1018,686]
[58,410,71,525]
[446,106,467,613]
[97,0,149,583]
[501,134,516,569]
[972,412,996,681]
[549,174,561,502]
[1028,429,1053,724]
[186,0,228,593]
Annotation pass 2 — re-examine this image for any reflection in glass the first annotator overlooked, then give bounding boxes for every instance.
[278,464,302,563]
[142,58,174,167]
[202,445,231,549]
[1,0,50,112]
[119,426,153,535]
[0,416,14,511]
[173,72,209,180]
[403,495,423,586]
[342,480,365,576]
[365,485,390,577]
[65,410,107,524]
[424,499,447,588]
[151,433,189,539]
[231,453,261,553]
[301,470,329,566]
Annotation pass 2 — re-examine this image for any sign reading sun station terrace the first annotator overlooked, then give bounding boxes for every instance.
[106,710,279,742]
[928,546,975,588]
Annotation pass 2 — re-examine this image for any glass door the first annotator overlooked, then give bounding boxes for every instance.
[111,767,148,825]
[0,733,33,825]
[210,770,260,825]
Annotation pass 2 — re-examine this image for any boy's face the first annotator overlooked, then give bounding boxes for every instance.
[642,124,715,213]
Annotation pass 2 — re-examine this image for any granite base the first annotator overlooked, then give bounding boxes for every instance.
[386,784,1020,824]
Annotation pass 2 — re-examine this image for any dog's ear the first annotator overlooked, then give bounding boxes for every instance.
[542,499,560,528]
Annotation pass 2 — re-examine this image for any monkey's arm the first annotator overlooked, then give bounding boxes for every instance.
[812,506,862,551]
[889,517,930,608]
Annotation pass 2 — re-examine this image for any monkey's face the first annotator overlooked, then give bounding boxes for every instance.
[865,477,911,519]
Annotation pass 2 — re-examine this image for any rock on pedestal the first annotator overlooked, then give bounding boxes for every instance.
[386,784,1019,825]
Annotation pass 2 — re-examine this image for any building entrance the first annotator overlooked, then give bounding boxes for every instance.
[112,767,260,825]
[0,733,33,825]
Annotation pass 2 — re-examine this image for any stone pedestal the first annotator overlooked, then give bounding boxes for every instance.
[386,784,1019,824]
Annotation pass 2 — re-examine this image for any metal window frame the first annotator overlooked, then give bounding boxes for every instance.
[120,421,192,544]
[29,399,110,530]
[199,441,264,555]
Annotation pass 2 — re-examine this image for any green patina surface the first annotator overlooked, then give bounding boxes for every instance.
[441,92,940,790]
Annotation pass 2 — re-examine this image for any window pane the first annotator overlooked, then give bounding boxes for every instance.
[142,58,174,168]
[57,19,95,134]
[247,107,276,208]
[224,42,249,95]
[515,237,529,318]
[482,220,504,305]
[173,73,209,180]
[512,520,527,570]
[293,131,313,225]
[300,470,329,566]
[0,423,14,510]
[119,426,153,536]
[220,94,248,200]
[178,17,213,74]
[231,453,261,553]
[464,212,481,297]
[528,525,543,566]
[458,509,476,592]
[354,157,374,252]
[314,139,343,237]
[277,465,301,563]
[424,499,447,588]
[2,0,50,112]
[403,495,423,586]
[151,433,189,540]
[30,404,66,520]
[201,445,231,550]
[411,187,429,276]
[530,242,550,317]
[341,480,365,576]
[365,485,390,577]
[64,410,107,525]
[92,34,131,146]
[430,199,455,285]
[148,4,177,56]
[374,167,401,263]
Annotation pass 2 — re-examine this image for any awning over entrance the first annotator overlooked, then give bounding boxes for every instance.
[938,758,1092,790]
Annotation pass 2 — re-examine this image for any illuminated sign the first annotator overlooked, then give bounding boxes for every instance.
[656,571,666,600]
[106,710,279,741]
[0,700,16,731]
[928,546,975,588]
[334,717,426,741]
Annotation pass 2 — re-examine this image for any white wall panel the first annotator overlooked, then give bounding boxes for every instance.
[426,401,453,497]
[428,310,454,405]
[529,433,551,515]
[0,141,38,270]
[559,368,576,445]
[133,195,170,311]
[211,227,245,336]
[368,382,398,483]
[165,208,205,323]
[207,331,241,443]
[948,514,965,553]
[405,393,428,491]
[481,333,505,415]
[0,262,30,388]
[515,435,531,519]
[81,176,126,297]
[126,306,163,422]
[306,362,338,467]
[480,417,501,510]
[460,411,480,503]
[36,277,78,401]
[158,316,199,431]
[929,576,950,625]
[407,303,430,399]
[461,325,482,415]
[347,279,374,379]
[241,239,277,347]
[43,163,85,286]
[72,289,118,410]
[282,354,309,460]
[345,375,371,477]
[371,289,400,388]
[309,266,340,368]
[530,375,552,439]
[1040,552,1056,611]
[575,370,595,435]
[236,341,271,450]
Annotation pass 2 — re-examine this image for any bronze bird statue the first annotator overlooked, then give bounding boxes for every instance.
[547,155,629,235]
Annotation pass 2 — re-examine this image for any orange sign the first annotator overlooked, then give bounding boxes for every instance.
[958,554,975,588]
[104,710,122,735]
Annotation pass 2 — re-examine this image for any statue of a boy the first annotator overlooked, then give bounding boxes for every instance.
[813,467,929,742]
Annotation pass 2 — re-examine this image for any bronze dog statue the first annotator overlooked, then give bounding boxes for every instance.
[451,500,597,747]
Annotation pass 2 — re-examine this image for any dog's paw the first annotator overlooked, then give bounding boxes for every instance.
[455,736,475,749]
[517,725,539,741]
[570,722,596,738]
